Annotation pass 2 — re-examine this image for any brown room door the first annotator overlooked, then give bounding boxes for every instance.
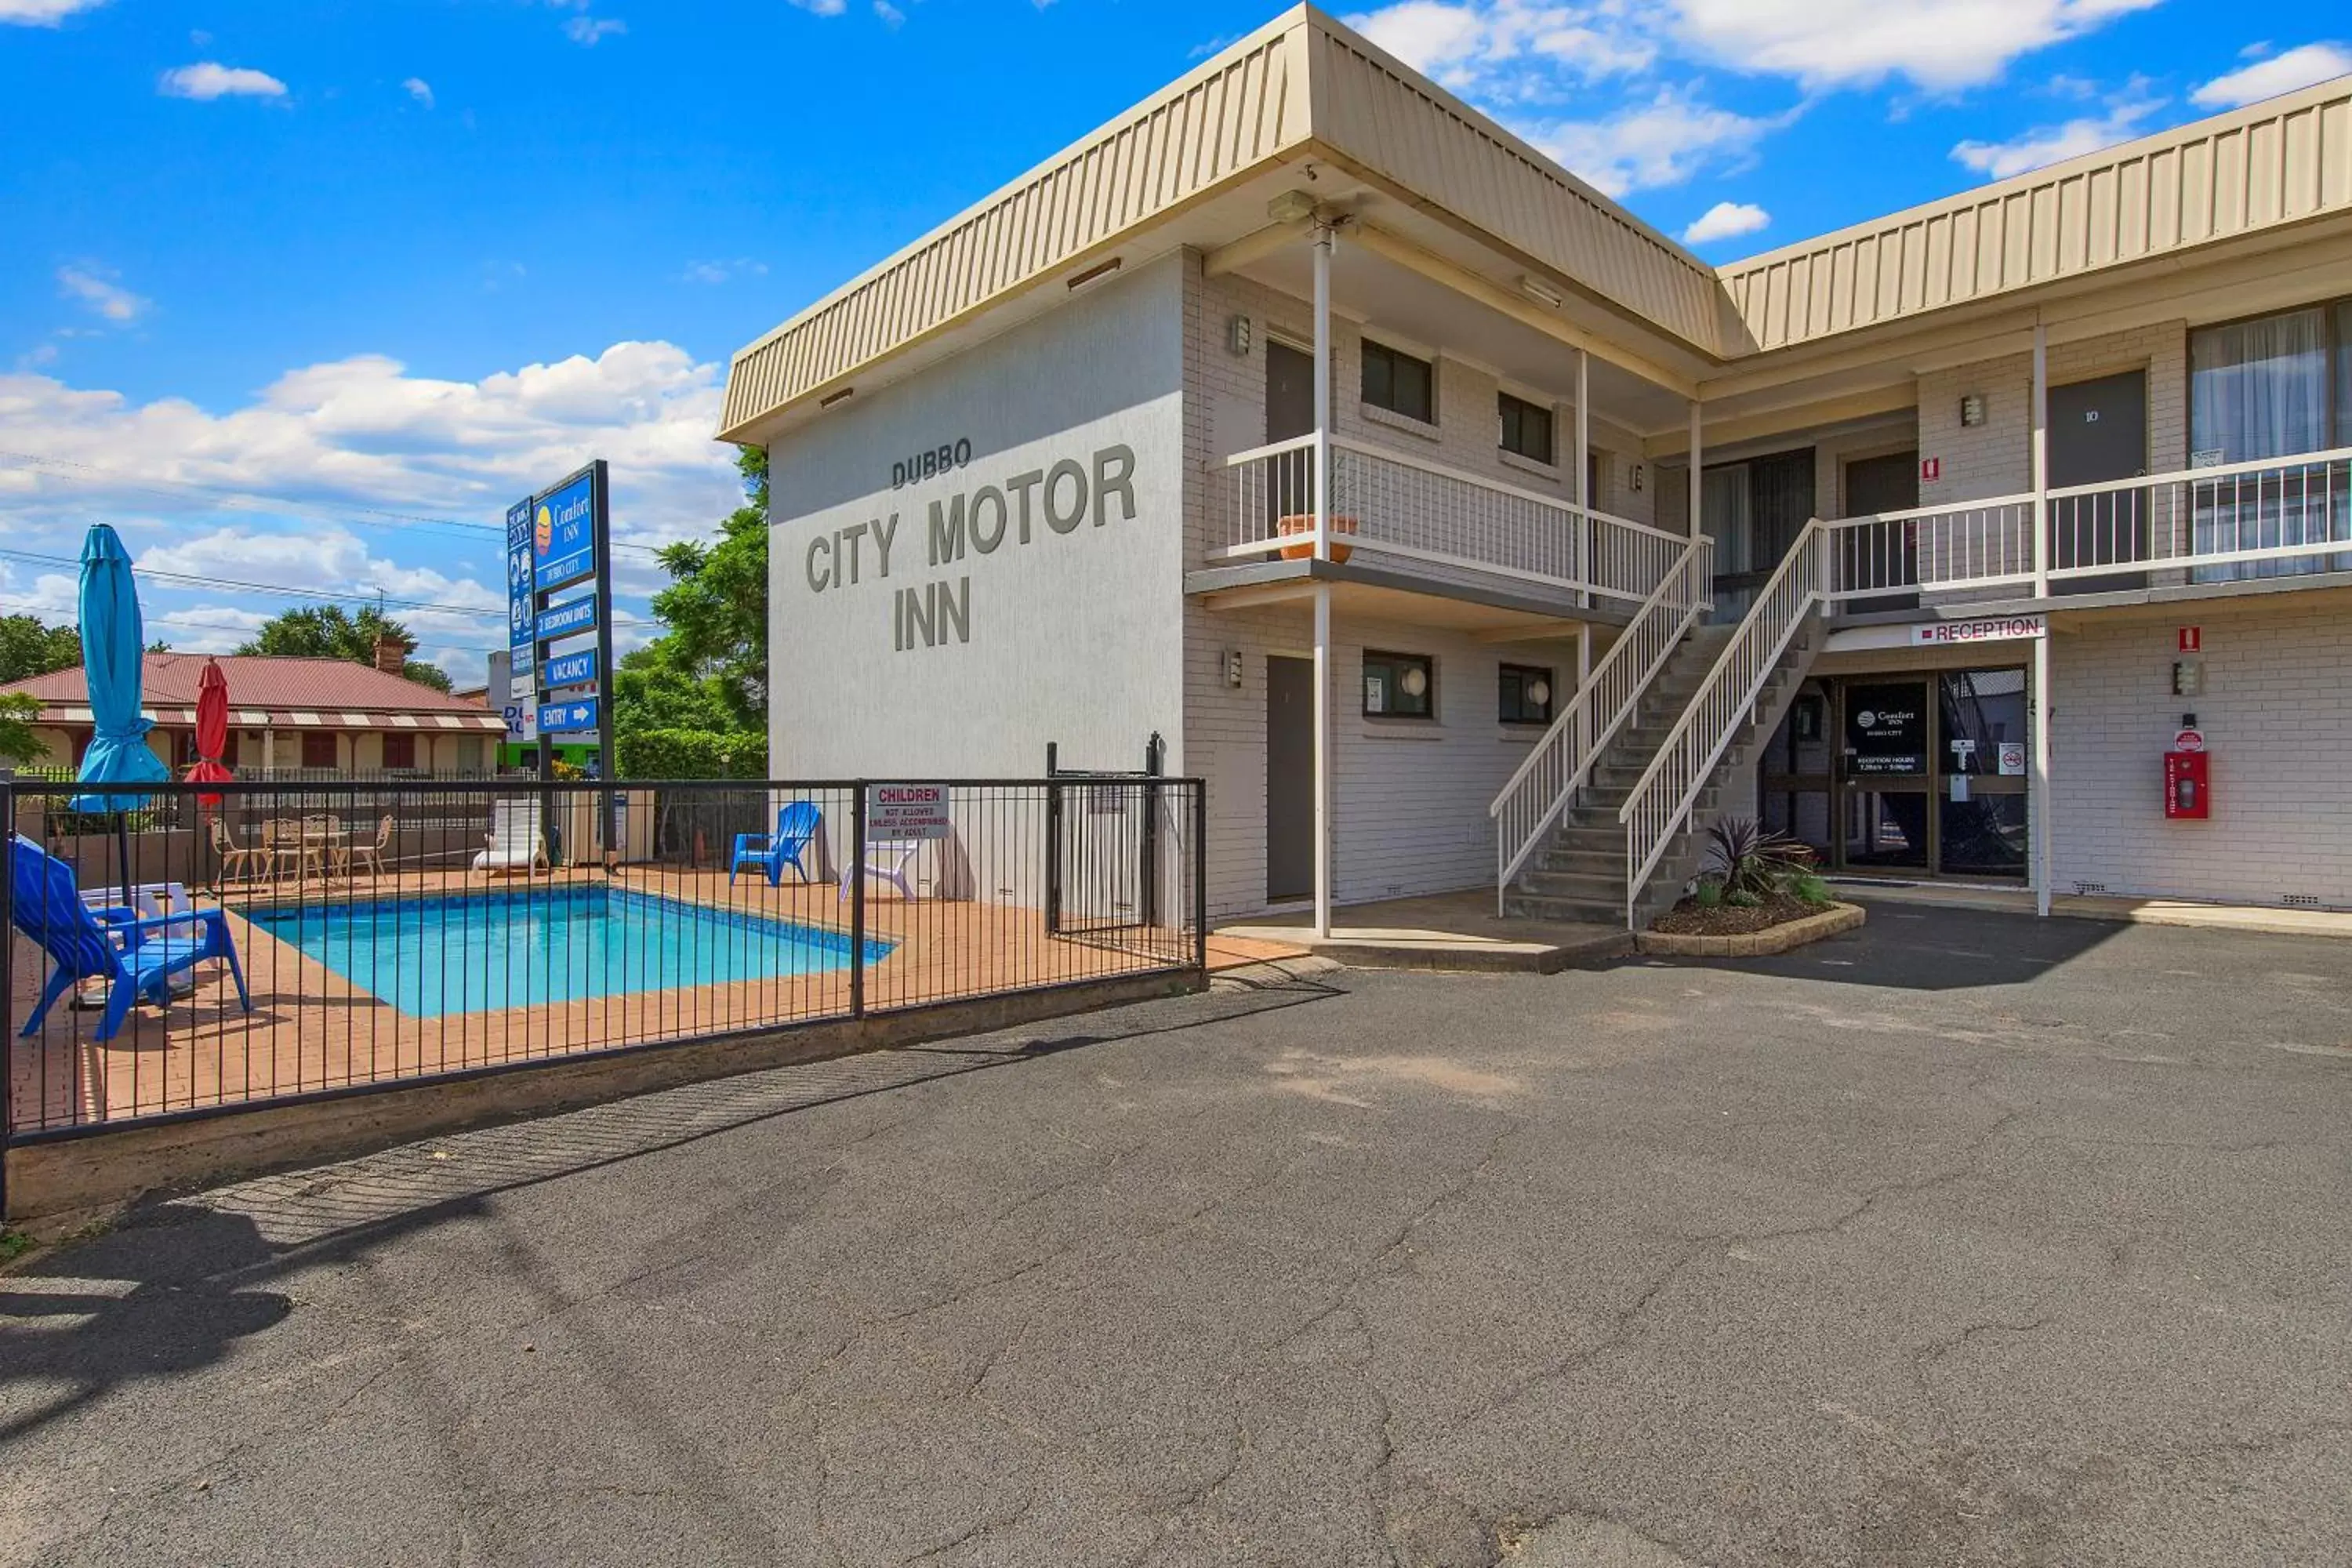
[2048,370,2148,590]
[1842,450,1919,608]
[1265,655,1316,902]
[1264,341,1316,525]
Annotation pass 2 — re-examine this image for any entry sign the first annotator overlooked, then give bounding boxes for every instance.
[538,698,600,734]
[867,782,951,840]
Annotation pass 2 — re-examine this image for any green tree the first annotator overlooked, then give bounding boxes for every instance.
[237,604,453,691]
[643,445,768,731]
[0,614,82,684]
[0,691,42,766]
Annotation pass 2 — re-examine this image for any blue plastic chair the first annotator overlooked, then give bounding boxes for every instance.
[9,834,252,1043]
[729,802,824,887]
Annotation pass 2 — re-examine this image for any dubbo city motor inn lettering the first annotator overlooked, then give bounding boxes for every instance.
[802,444,1138,653]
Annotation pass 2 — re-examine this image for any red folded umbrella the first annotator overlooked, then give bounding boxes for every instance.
[185,657,234,809]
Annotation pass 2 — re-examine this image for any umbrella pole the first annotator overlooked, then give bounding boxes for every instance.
[117,809,135,911]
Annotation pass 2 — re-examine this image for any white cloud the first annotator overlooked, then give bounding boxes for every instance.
[1349,0,2156,100]
[873,0,904,24]
[1525,91,1789,197]
[1681,199,1769,245]
[679,258,768,285]
[0,0,106,24]
[1669,0,2162,92]
[1349,1,1655,101]
[2190,42,2352,111]
[1951,89,2161,179]
[402,77,435,109]
[0,343,743,681]
[789,0,849,13]
[564,16,625,45]
[56,264,150,324]
[158,62,289,100]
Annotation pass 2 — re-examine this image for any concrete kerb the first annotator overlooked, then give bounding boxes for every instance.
[2,967,1203,1222]
[1635,902,1867,958]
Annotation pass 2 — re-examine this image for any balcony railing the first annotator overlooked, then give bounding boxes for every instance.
[1826,445,2352,601]
[1212,434,1688,610]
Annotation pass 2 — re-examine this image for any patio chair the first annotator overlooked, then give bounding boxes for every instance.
[474,797,550,876]
[9,833,252,1044]
[345,814,394,879]
[839,838,923,903]
[731,801,824,887]
[210,817,268,885]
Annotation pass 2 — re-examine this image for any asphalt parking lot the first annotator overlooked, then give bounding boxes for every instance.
[4,905,2350,1566]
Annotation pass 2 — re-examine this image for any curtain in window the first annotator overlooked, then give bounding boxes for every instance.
[2190,307,2337,579]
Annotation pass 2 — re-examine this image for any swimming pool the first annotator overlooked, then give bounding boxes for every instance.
[249,887,891,1018]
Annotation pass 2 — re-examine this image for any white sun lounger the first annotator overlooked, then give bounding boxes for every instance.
[474,797,550,876]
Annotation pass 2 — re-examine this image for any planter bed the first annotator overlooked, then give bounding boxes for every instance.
[1637,898,1866,957]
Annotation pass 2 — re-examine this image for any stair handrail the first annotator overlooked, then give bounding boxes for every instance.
[1489,537,1713,912]
[1617,520,1831,927]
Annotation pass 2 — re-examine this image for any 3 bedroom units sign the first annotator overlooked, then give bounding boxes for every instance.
[802,443,1140,652]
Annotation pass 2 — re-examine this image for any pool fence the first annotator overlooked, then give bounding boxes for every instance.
[2,770,1207,1214]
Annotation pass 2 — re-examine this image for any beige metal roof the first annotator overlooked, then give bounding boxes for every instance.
[724,12,2352,442]
[721,13,1313,441]
[720,5,1731,443]
[1720,74,2352,354]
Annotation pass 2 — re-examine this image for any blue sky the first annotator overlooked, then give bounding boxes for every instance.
[2,0,2346,682]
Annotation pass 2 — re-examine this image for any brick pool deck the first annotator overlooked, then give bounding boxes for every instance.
[6,866,1275,1134]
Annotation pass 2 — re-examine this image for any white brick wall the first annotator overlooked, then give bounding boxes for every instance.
[2053,605,2352,909]
[1918,322,2190,507]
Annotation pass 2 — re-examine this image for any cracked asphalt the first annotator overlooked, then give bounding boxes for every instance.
[4,904,2350,1566]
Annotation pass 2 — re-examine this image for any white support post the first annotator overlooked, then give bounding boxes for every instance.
[2030,320,2053,918]
[1312,225,1334,563]
[1687,398,1703,541]
[1574,347,1591,608]
[1312,584,1333,939]
[2031,322,2050,599]
[2033,631,2053,918]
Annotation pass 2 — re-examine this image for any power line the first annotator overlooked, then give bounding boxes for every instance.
[0,546,661,629]
[0,450,678,557]
[0,597,506,654]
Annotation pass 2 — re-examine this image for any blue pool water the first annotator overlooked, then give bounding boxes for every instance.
[249,887,891,1018]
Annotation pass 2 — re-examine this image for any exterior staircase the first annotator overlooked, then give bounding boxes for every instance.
[1505,612,1825,927]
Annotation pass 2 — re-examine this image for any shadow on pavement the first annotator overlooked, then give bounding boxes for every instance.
[0,971,1344,1446]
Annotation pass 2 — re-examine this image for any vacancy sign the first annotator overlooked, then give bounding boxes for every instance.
[1911,614,2048,647]
[867,783,952,840]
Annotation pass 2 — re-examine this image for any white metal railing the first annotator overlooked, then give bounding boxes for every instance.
[1823,446,2352,599]
[1216,434,1687,608]
[1619,522,1830,928]
[1488,539,1713,909]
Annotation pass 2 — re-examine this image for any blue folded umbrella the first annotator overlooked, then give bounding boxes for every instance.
[68,524,171,815]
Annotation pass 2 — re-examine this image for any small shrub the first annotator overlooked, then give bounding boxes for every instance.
[1706,817,1813,901]
[1726,888,1762,909]
[1791,872,1832,908]
[1694,880,1724,909]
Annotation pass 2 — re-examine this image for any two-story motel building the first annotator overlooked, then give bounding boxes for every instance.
[728,5,2352,932]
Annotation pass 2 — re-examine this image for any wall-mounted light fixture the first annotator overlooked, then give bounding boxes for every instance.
[1065,256,1123,291]
[819,387,855,408]
[1628,463,1646,492]
[1228,314,1253,358]
[1518,274,1565,309]
[1959,392,1987,427]
[1224,649,1244,688]
[1266,189,1319,225]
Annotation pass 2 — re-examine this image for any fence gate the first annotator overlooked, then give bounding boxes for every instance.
[1045,735,1166,937]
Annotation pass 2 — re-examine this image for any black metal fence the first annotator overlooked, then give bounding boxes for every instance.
[2,773,1205,1149]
